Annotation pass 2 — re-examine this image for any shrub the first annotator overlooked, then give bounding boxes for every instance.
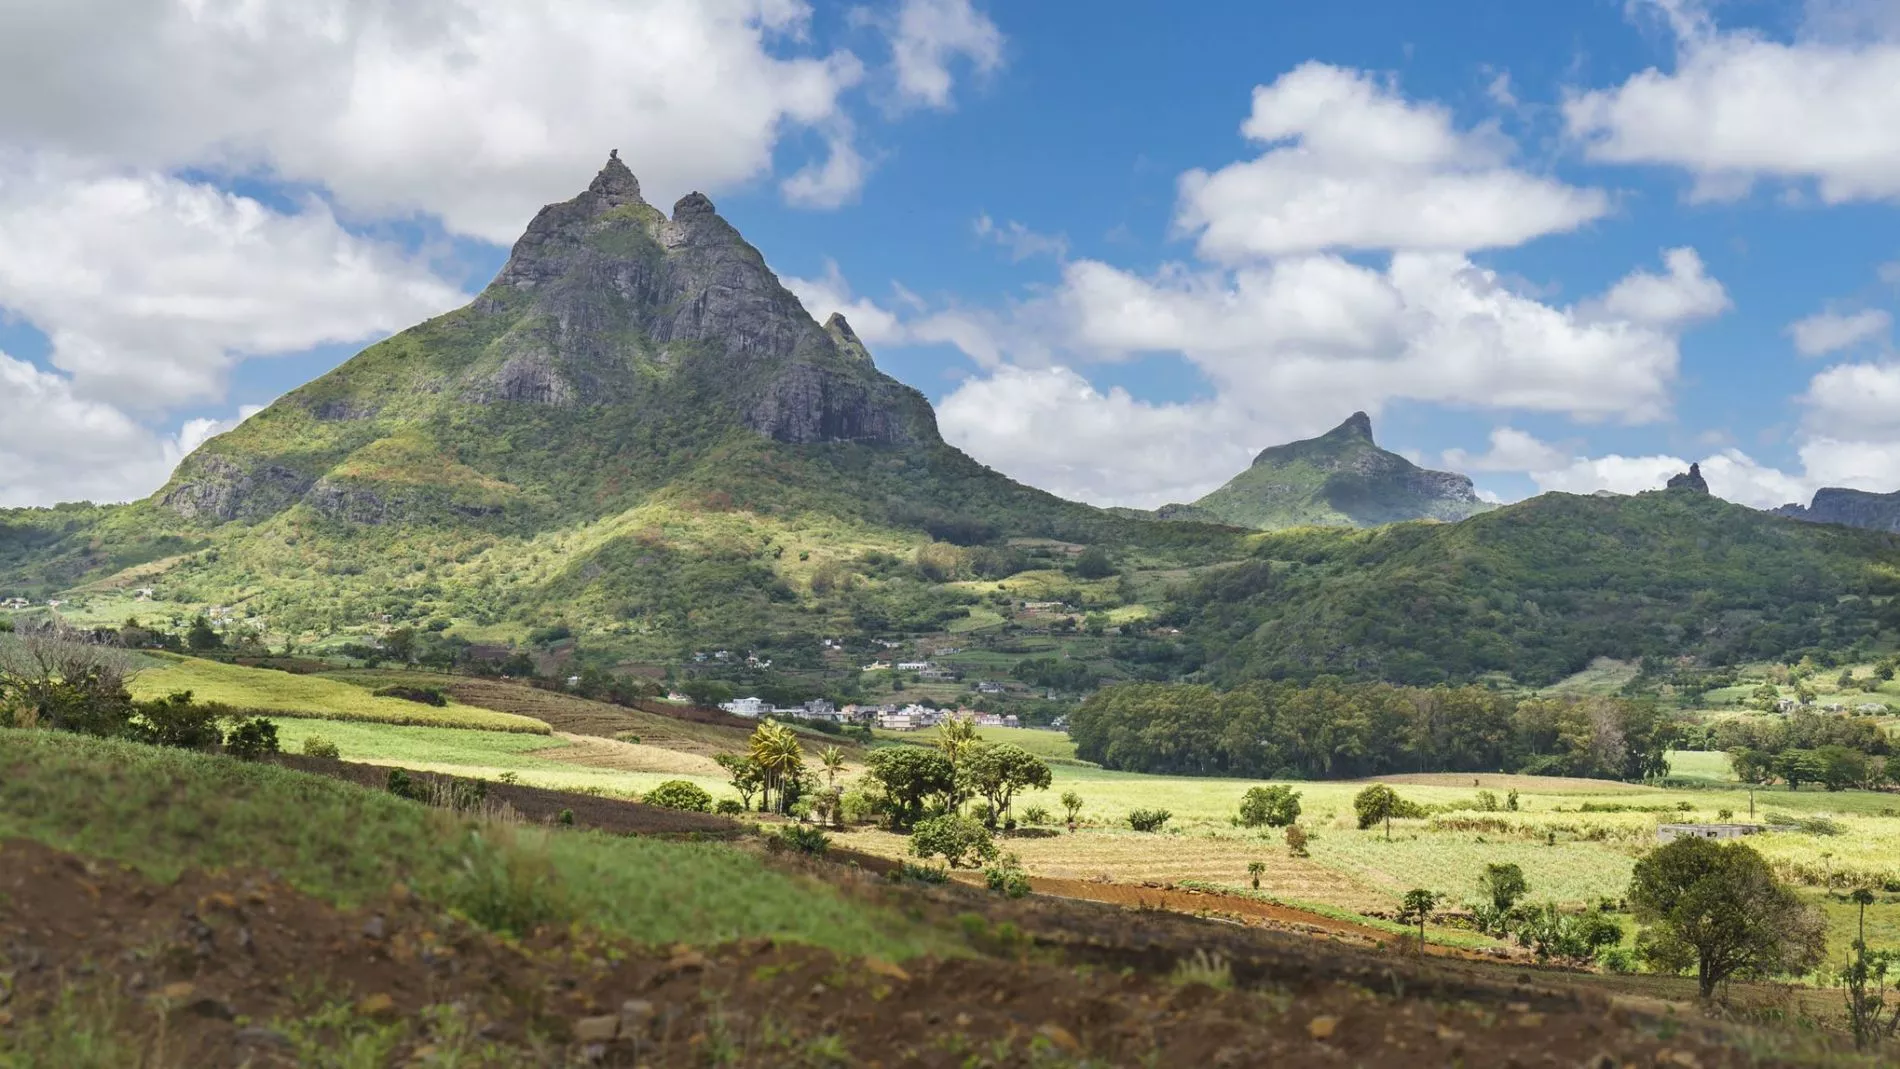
[909,814,997,869]
[1127,808,1172,832]
[557,808,575,826]
[1247,860,1266,889]
[440,827,570,937]
[301,735,340,759]
[769,825,831,856]
[223,717,279,760]
[839,787,884,825]
[714,798,745,816]
[1237,785,1301,828]
[889,862,948,885]
[1284,824,1310,857]
[373,685,447,707]
[127,692,226,751]
[387,768,422,801]
[984,852,1031,898]
[644,780,715,813]
[1021,804,1051,826]
[1475,790,1500,812]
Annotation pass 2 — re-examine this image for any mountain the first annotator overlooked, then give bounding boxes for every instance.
[0,155,1237,648]
[1156,412,1492,530]
[1774,487,1900,533]
[1177,486,1900,687]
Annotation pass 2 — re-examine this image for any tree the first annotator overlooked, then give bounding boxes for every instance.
[819,745,847,789]
[1060,790,1084,826]
[865,746,957,830]
[1248,860,1266,890]
[1399,888,1439,949]
[383,627,417,663]
[1478,862,1529,914]
[935,717,979,765]
[1842,887,1900,1049]
[0,629,140,736]
[1237,785,1302,828]
[715,753,764,811]
[1073,545,1114,580]
[909,814,997,869]
[185,615,222,652]
[1353,784,1412,840]
[682,679,734,708]
[747,720,805,814]
[961,744,1051,827]
[1628,837,1827,999]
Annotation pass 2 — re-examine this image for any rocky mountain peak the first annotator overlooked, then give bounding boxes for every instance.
[1332,411,1374,441]
[672,191,717,220]
[825,312,872,363]
[1666,463,1709,493]
[587,150,642,201]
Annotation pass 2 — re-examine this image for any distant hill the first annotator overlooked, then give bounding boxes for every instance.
[1155,412,1492,530]
[1176,481,1900,686]
[1775,486,1900,533]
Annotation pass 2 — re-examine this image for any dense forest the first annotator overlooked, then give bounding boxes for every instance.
[1070,678,1678,782]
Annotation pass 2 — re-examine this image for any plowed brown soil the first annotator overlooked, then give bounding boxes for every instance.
[0,836,1828,1067]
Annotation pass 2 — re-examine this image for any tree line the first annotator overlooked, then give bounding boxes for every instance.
[1070,679,1676,781]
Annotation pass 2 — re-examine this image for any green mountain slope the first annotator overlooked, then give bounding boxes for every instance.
[1159,412,1492,530]
[1178,483,1900,686]
[0,156,1237,648]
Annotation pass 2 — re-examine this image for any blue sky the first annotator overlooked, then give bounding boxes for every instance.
[2,0,1898,509]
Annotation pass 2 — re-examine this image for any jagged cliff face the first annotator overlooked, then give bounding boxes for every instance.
[158,154,936,525]
[1775,487,1900,533]
[1159,412,1492,530]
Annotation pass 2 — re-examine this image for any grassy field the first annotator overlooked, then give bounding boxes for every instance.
[0,728,950,960]
[185,708,1900,964]
[128,655,551,734]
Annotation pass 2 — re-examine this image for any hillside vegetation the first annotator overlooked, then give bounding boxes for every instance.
[1178,487,1900,685]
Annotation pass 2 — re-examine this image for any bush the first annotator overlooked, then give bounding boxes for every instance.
[224,717,279,760]
[301,735,340,759]
[769,825,831,856]
[557,808,575,826]
[714,798,745,816]
[1284,824,1310,857]
[985,852,1031,898]
[387,768,422,801]
[127,691,225,751]
[909,814,998,869]
[644,780,714,813]
[1237,785,1301,828]
[441,826,570,937]
[889,862,948,885]
[372,685,447,707]
[1127,808,1172,832]
[839,787,884,825]
[1021,804,1051,826]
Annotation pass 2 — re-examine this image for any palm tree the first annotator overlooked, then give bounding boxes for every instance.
[935,717,978,764]
[819,746,846,789]
[748,720,804,814]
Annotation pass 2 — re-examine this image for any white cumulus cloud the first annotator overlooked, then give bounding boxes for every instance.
[1177,62,1609,259]
[0,0,884,242]
[1565,1,1900,203]
[0,161,468,410]
[1787,308,1891,356]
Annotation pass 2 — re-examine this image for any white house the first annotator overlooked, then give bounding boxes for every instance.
[896,660,931,672]
[720,696,768,718]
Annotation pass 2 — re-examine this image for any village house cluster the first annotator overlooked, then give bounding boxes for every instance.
[714,695,1020,732]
